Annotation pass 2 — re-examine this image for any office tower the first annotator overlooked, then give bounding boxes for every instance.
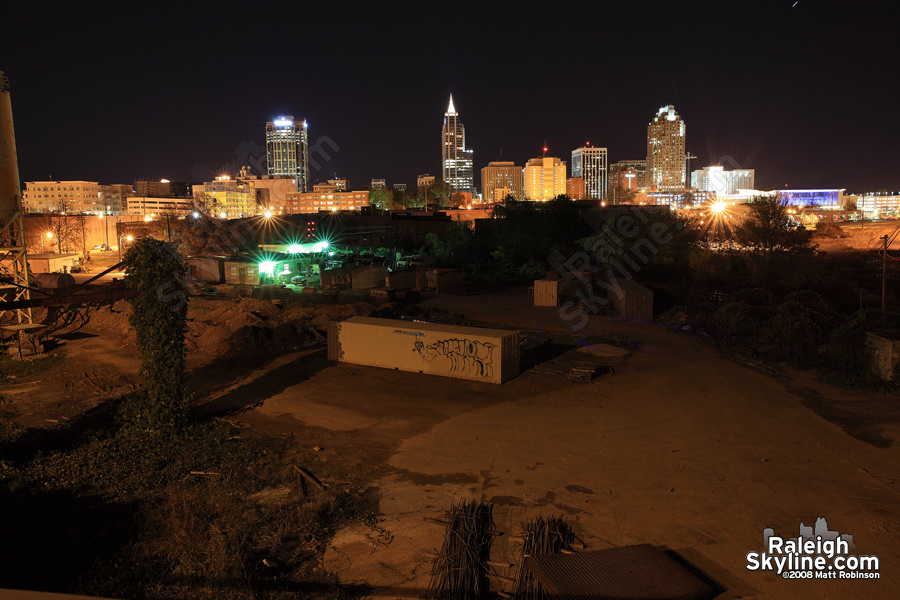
[266,116,309,192]
[481,161,523,202]
[646,105,686,192]
[571,145,608,200]
[441,95,474,194]
[523,156,567,201]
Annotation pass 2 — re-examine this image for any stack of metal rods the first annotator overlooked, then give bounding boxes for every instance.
[427,499,497,600]
[512,516,575,600]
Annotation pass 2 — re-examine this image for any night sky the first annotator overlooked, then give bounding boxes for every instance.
[3,2,898,194]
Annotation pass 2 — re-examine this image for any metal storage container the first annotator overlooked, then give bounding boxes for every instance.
[328,316,519,383]
[609,279,653,320]
[533,276,581,307]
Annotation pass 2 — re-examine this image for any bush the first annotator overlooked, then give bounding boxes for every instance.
[122,238,191,432]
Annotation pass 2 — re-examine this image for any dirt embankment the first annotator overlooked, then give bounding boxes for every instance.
[84,297,462,356]
[85,297,377,355]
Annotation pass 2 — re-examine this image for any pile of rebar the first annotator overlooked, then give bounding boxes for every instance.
[427,499,497,600]
[512,515,575,600]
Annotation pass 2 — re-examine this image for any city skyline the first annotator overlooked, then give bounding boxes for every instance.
[2,3,898,193]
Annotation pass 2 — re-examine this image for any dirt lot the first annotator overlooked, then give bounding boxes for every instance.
[3,289,899,599]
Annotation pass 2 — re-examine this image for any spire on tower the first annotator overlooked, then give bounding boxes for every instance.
[447,94,456,115]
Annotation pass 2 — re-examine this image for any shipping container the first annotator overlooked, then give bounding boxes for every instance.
[328,316,519,383]
[609,279,654,320]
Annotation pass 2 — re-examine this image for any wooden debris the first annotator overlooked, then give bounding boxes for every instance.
[293,465,326,491]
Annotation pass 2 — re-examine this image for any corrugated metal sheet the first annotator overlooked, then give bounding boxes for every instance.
[328,316,519,383]
[525,544,715,599]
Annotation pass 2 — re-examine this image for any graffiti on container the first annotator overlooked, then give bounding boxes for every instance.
[413,338,496,378]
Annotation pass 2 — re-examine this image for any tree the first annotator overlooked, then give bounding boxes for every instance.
[742,195,812,252]
[369,187,394,210]
[121,237,190,431]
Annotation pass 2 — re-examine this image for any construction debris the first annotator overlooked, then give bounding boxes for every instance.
[427,500,498,600]
[511,516,576,600]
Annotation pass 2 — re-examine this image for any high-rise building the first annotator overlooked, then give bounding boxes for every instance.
[481,161,523,202]
[646,105,686,192]
[266,116,309,192]
[523,157,567,201]
[571,146,608,200]
[441,95,474,195]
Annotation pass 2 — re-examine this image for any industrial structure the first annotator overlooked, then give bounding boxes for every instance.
[0,70,32,326]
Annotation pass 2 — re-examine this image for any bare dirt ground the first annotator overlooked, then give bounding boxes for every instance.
[3,289,899,599]
[815,221,899,254]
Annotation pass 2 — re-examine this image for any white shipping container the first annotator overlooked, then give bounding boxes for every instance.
[328,316,519,383]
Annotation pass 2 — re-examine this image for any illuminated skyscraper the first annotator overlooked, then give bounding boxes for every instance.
[266,116,309,192]
[646,105,686,192]
[441,96,474,194]
[571,145,608,200]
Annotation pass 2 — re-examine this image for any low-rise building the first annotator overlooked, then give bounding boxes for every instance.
[193,175,258,217]
[285,184,370,214]
[126,196,196,217]
[22,180,104,213]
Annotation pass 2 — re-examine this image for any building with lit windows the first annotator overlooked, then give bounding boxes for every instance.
[691,166,755,196]
[441,96,474,195]
[99,184,134,215]
[523,157,567,201]
[858,193,900,217]
[566,177,586,200]
[126,196,195,217]
[647,105,686,192]
[571,146,608,200]
[22,181,104,213]
[777,189,845,207]
[266,116,309,192]
[609,160,647,191]
[417,174,436,188]
[192,176,258,218]
[285,184,369,214]
[481,161,523,202]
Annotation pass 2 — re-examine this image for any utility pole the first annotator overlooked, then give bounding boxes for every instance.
[882,234,889,311]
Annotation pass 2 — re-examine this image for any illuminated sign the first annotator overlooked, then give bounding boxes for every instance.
[274,118,292,127]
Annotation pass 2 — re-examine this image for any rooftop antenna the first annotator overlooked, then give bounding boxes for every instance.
[542,141,548,156]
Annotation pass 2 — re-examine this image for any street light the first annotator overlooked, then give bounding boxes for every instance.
[42,231,53,253]
[98,213,109,249]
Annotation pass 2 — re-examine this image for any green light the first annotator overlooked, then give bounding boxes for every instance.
[288,244,302,253]
[259,260,276,275]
